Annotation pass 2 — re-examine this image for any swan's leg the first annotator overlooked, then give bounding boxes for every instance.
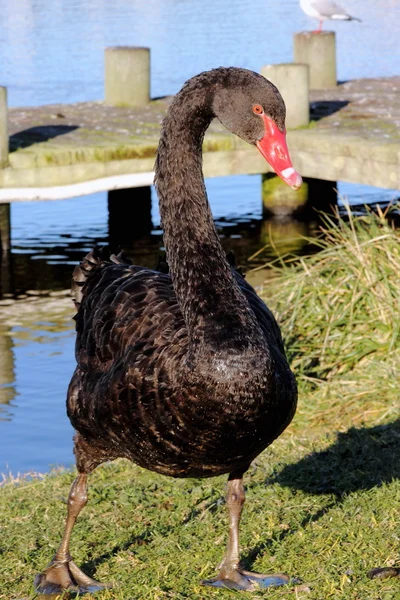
[202,474,293,591]
[34,472,112,594]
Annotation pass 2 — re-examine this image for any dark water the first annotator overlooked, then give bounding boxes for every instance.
[5,177,314,296]
[6,179,398,297]
[2,0,399,106]
[0,0,399,474]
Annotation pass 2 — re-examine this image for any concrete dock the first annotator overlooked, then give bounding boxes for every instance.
[1,76,399,201]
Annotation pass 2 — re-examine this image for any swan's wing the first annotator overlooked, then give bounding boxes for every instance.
[71,246,288,375]
[73,259,185,372]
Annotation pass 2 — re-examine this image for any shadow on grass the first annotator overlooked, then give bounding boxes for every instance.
[81,530,153,579]
[241,420,399,571]
[275,419,400,496]
[241,499,338,572]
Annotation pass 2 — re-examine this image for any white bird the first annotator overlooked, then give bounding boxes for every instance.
[300,0,361,33]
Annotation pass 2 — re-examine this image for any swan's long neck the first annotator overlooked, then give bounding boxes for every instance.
[155,79,262,350]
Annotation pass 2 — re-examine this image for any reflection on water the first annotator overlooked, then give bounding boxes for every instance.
[0,296,76,473]
[5,177,398,297]
[0,325,15,409]
[5,175,323,297]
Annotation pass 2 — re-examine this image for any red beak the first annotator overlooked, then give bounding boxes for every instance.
[256,115,302,191]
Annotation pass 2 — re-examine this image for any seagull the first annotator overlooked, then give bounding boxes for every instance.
[300,0,361,33]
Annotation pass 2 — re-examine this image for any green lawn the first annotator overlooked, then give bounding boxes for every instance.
[1,207,399,599]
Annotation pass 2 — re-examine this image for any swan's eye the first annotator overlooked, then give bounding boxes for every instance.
[252,104,264,115]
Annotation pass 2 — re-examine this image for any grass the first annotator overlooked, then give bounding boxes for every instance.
[0,207,399,599]
[267,203,400,433]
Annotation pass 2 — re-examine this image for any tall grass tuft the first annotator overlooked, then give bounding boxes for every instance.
[265,204,400,431]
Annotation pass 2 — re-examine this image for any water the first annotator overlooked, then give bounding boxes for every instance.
[2,0,399,107]
[0,308,76,474]
[0,0,399,474]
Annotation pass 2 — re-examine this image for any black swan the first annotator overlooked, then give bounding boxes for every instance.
[35,67,302,594]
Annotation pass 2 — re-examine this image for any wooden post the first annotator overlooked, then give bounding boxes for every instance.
[0,88,10,291]
[0,87,8,168]
[261,64,309,129]
[105,47,150,107]
[0,203,10,254]
[0,203,12,295]
[294,32,337,89]
[306,177,338,213]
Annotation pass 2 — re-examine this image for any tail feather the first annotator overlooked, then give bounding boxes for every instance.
[71,248,133,309]
[71,248,103,309]
[110,250,132,265]
[332,13,361,21]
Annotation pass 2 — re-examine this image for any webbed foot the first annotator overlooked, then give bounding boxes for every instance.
[34,557,112,595]
[202,567,292,591]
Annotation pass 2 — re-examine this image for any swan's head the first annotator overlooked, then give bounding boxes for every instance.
[212,68,302,191]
